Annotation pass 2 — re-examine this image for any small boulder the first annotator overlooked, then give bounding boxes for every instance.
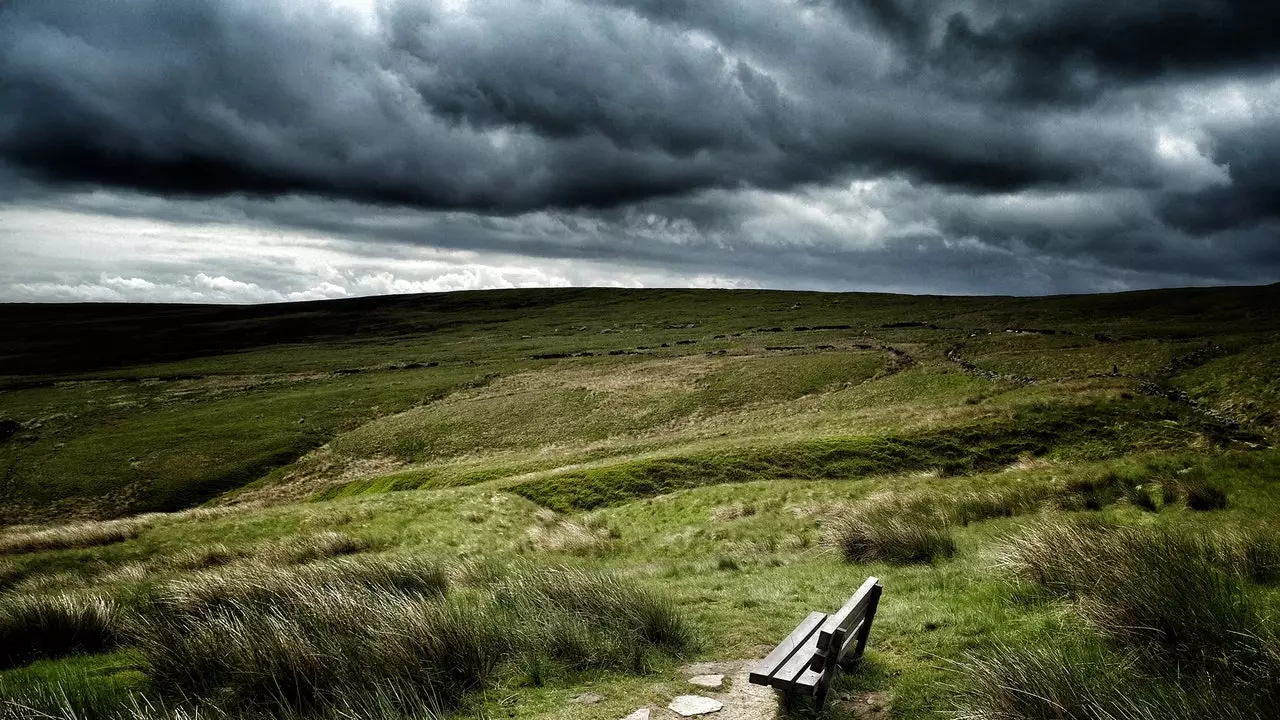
[668,695,723,716]
[621,710,651,720]
[574,693,604,705]
[688,674,725,690]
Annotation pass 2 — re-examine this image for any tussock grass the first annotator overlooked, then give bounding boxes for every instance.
[258,531,369,565]
[526,510,614,556]
[129,558,482,715]
[998,520,1280,674]
[0,594,122,669]
[0,560,28,592]
[164,544,246,571]
[133,587,499,715]
[492,564,694,672]
[954,642,1268,720]
[710,503,756,521]
[947,485,1057,525]
[828,502,956,565]
[121,558,690,716]
[0,519,149,556]
[1185,482,1229,511]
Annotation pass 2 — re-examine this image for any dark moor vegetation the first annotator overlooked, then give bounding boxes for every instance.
[1,285,1278,719]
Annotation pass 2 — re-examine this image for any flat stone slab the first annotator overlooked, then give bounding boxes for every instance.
[621,710,651,720]
[688,674,725,690]
[574,692,604,704]
[669,695,724,716]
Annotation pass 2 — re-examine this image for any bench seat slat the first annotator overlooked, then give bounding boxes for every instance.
[770,622,826,690]
[748,611,826,686]
[793,667,823,693]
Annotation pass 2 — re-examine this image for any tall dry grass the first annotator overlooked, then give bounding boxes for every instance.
[0,519,150,556]
[120,558,691,717]
[998,520,1280,676]
[825,493,958,565]
[954,642,1268,720]
[526,509,615,556]
[0,593,122,669]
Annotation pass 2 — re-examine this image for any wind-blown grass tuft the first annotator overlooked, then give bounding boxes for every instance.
[953,642,1270,720]
[492,564,695,672]
[259,531,369,565]
[122,557,691,716]
[998,520,1280,675]
[0,593,122,670]
[526,510,614,556]
[0,519,149,556]
[827,502,956,565]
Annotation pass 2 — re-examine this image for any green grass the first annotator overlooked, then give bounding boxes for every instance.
[507,399,1188,512]
[2,285,1279,719]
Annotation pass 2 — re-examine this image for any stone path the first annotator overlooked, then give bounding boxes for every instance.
[615,660,778,720]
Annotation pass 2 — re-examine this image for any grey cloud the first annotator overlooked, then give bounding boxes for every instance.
[1,0,1252,212]
[1,0,1279,297]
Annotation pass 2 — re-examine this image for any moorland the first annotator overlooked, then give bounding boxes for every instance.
[1,285,1278,719]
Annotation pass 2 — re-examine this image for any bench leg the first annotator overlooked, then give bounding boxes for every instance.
[813,644,840,712]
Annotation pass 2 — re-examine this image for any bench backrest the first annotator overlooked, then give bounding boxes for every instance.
[813,575,882,668]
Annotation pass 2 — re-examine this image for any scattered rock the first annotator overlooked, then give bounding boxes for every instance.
[621,710,651,720]
[689,674,725,690]
[669,695,723,716]
[574,693,604,705]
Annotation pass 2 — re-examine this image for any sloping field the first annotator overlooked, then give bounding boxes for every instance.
[1,285,1278,719]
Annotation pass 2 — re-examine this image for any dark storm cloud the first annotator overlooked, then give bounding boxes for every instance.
[3,0,1261,211]
[1,0,1279,296]
[834,1,1280,103]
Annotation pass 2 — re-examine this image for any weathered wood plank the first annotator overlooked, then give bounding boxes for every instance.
[793,667,823,693]
[748,611,826,686]
[770,624,826,690]
[848,582,883,662]
[817,576,880,650]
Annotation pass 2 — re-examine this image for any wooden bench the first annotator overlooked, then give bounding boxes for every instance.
[748,576,883,710]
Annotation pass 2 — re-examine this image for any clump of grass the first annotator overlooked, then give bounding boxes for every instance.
[827,503,956,565]
[165,544,247,571]
[126,558,691,716]
[259,531,369,565]
[954,642,1268,720]
[314,555,450,596]
[492,564,695,672]
[1185,482,1229,511]
[0,593,122,669]
[155,555,449,617]
[134,587,500,716]
[526,510,614,556]
[711,503,756,521]
[948,485,1055,525]
[953,642,1133,720]
[1058,471,1130,511]
[0,519,149,556]
[998,520,1279,674]
[129,559,488,715]
[0,560,29,592]
[0,667,142,720]
[1127,484,1159,512]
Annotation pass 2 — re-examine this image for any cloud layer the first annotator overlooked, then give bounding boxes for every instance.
[1,0,1277,300]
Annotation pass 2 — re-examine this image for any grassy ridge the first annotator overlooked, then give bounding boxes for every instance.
[508,399,1190,511]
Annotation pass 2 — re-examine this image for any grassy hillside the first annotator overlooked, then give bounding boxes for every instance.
[0,285,1278,719]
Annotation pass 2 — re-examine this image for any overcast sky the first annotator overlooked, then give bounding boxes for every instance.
[2,0,1278,302]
